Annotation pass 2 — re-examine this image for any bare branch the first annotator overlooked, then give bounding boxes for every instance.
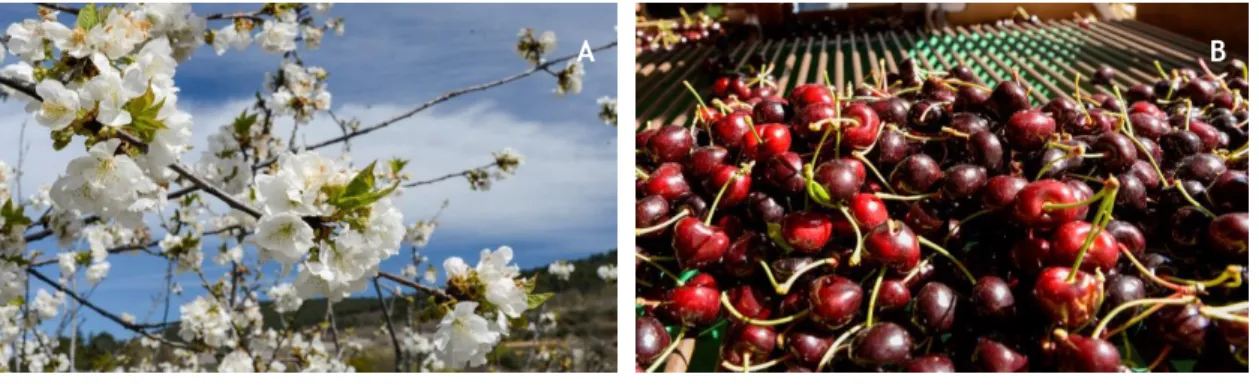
[403,161,496,188]
[34,3,78,14]
[253,40,617,169]
[25,268,188,348]
[376,271,450,301]
[373,277,404,372]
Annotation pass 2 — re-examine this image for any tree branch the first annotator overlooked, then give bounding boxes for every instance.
[373,277,404,372]
[34,3,78,14]
[376,271,449,301]
[403,161,496,188]
[254,40,617,169]
[25,268,188,348]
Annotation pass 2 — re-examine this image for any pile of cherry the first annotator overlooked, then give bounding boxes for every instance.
[635,57,1249,372]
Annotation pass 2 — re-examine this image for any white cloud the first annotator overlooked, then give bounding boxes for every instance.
[1,97,616,243]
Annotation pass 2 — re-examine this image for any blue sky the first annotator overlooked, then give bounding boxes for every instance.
[0,3,616,336]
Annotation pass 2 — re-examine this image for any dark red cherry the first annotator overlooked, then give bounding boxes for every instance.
[789,84,834,110]
[1126,84,1155,102]
[876,279,911,310]
[833,193,889,239]
[685,146,729,180]
[1011,235,1052,275]
[1091,65,1116,86]
[1104,220,1145,257]
[972,276,1016,320]
[1129,112,1171,140]
[1101,274,1145,324]
[712,111,753,149]
[762,151,806,194]
[968,130,1006,173]
[781,211,833,254]
[1159,130,1202,166]
[989,81,1032,119]
[982,175,1028,210]
[1114,173,1147,212]
[870,97,911,127]
[1216,310,1249,348]
[1174,153,1227,184]
[840,103,882,150]
[636,316,671,364]
[636,195,672,237]
[1032,267,1102,329]
[912,282,958,332]
[725,233,769,279]
[906,354,955,372]
[1054,333,1122,372]
[1206,212,1247,261]
[1176,77,1218,105]
[866,220,921,272]
[726,284,774,322]
[974,337,1029,372]
[743,123,793,161]
[891,154,942,194]
[1207,170,1248,213]
[753,96,790,124]
[851,322,914,368]
[1004,109,1056,151]
[1128,101,1165,118]
[793,102,837,140]
[1012,179,1083,229]
[873,130,911,167]
[706,164,752,208]
[1129,160,1161,190]
[1188,120,1223,150]
[807,275,864,329]
[666,284,721,327]
[643,163,691,201]
[1094,131,1137,173]
[1048,220,1119,273]
[814,158,866,203]
[1153,304,1211,353]
[726,324,778,362]
[746,191,785,225]
[940,164,988,200]
[672,217,730,270]
[647,125,695,164]
[785,329,834,368]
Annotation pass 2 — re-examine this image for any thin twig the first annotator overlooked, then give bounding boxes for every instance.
[34,3,79,14]
[373,277,404,372]
[25,268,188,348]
[376,271,450,300]
[403,161,496,188]
[253,40,616,169]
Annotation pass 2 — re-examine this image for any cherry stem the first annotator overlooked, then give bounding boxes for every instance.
[635,167,650,180]
[1041,178,1117,211]
[704,162,753,225]
[719,355,788,373]
[744,116,763,144]
[1104,303,1167,340]
[874,192,934,201]
[1173,179,1217,218]
[940,126,970,139]
[808,123,836,169]
[645,325,687,373]
[1118,246,1191,294]
[1154,60,1169,80]
[720,291,809,326]
[1199,306,1250,325]
[855,123,885,156]
[634,209,692,236]
[1112,84,1170,188]
[681,80,708,109]
[636,297,661,307]
[815,323,865,372]
[894,86,921,96]
[945,79,991,91]
[916,236,976,284]
[899,260,929,285]
[1073,73,1093,125]
[1203,301,1249,314]
[851,152,895,193]
[1067,182,1118,282]
[760,258,837,296]
[636,253,685,287]
[1092,295,1195,338]
[839,206,865,267]
[866,266,887,328]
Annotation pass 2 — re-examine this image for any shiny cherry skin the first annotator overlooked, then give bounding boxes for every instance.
[972,276,1016,320]
[672,217,730,270]
[891,154,942,194]
[781,211,833,254]
[814,158,866,203]
[1032,267,1102,329]
[913,282,958,332]
[1048,220,1119,273]
[743,123,793,161]
[1054,333,1122,372]
[974,337,1029,372]
[636,195,671,237]
[832,193,889,239]
[851,322,914,368]
[646,125,695,164]
[1004,109,1056,151]
[1206,212,1247,261]
[665,283,721,327]
[762,151,807,194]
[684,146,729,181]
[706,164,752,209]
[866,220,921,272]
[1012,180,1084,229]
[712,111,754,149]
[643,163,691,202]
[906,355,955,372]
[808,275,864,329]
[982,175,1028,210]
[636,316,671,364]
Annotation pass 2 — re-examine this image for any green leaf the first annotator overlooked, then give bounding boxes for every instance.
[526,292,553,309]
[233,110,259,137]
[519,274,538,293]
[76,3,99,31]
[333,180,398,212]
[806,179,832,206]
[341,160,378,200]
[1,199,31,228]
[688,320,726,372]
[765,222,795,253]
